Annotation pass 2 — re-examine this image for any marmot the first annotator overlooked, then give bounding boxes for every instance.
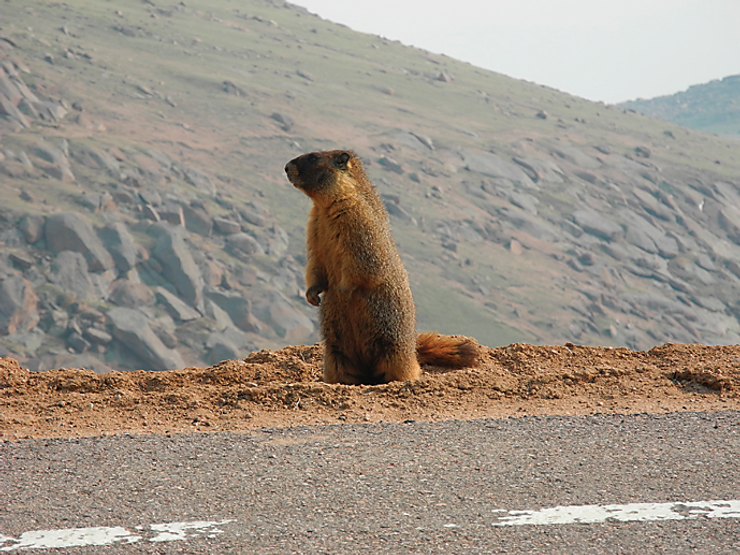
[285,149,479,384]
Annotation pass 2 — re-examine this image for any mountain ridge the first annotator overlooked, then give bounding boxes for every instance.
[619,74,740,140]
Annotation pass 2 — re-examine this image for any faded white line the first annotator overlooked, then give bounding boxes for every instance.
[0,519,233,551]
[492,499,740,526]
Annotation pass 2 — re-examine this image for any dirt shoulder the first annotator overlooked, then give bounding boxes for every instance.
[2,341,739,440]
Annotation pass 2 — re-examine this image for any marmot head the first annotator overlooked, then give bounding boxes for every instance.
[285,150,363,201]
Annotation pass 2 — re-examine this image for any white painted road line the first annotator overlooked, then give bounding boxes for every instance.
[492,499,740,526]
[0,520,234,551]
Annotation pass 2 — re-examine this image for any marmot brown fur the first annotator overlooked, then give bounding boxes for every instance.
[285,149,480,384]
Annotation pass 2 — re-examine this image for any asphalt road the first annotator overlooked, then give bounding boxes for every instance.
[2,411,739,554]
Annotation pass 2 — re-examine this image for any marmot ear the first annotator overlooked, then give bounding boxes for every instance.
[334,151,351,169]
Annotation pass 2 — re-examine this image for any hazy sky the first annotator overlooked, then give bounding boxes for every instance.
[294,0,740,104]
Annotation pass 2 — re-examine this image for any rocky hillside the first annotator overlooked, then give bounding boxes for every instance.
[1,0,740,373]
[619,74,740,140]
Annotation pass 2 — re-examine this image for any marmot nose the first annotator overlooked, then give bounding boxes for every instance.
[285,161,299,181]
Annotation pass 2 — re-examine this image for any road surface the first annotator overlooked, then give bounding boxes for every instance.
[2,411,739,553]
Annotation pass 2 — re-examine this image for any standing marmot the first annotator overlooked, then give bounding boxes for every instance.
[285,149,479,384]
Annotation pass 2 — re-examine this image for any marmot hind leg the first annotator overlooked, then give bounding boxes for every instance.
[375,352,421,383]
[323,345,363,385]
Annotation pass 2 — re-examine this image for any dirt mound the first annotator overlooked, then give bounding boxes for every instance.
[2,342,739,440]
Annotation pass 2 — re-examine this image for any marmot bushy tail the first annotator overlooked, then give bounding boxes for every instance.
[285,149,480,385]
[416,332,480,368]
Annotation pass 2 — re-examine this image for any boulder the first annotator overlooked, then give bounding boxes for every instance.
[240,202,268,227]
[152,326,178,349]
[205,288,261,333]
[206,337,240,365]
[270,111,294,131]
[8,252,33,270]
[75,192,117,213]
[632,188,673,221]
[205,298,234,329]
[573,209,623,241]
[158,203,185,226]
[18,214,45,244]
[509,191,539,214]
[552,146,601,169]
[67,332,91,354]
[31,141,74,182]
[155,286,202,322]
[45,212,115,271]
[459,149,535,188]
[618,208,678,258]
[0,96,30,128]
[205,327,250,364]
[0,74,22,105]
[718,207,740,244]
[151,224,205,311]
[184,166,215,195]
[502,209,557,241]
[99,222,138,273]
[107,280,155,307]
[106,307,185,371]
[84,327,113,345]
[378,155,404,174]
[385,201,417,225]
[49,251,95,300]
[72,146,120,174]
[226,232,264,257]
[182,204,213,236]
[256,225,289,258]
[213,217,242,235]
[513,157,564,183]
[251,287,314,342]
[0,274,39,334]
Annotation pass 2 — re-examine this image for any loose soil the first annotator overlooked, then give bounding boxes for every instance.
[2,341,739,440]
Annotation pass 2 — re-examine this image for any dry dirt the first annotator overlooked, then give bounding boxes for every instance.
[2,341,740,441]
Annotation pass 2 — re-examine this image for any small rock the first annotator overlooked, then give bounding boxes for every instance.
[142,204,160,222]
[436,70,453,83]
[270,112,294,131]
[84,327,113,345]
[296,69,314,81]
[634,146,652,158]
[8,252,34,270]
[508,240,523,255]
[67,332,90,353]
[223,80,247,96]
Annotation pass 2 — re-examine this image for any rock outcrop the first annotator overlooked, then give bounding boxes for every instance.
[107,307,185,371]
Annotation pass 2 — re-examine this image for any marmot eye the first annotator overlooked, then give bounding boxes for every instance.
[333,152,350,169]
[307,153,319,163]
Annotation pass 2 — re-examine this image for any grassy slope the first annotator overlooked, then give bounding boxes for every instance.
[2,0,740,355]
